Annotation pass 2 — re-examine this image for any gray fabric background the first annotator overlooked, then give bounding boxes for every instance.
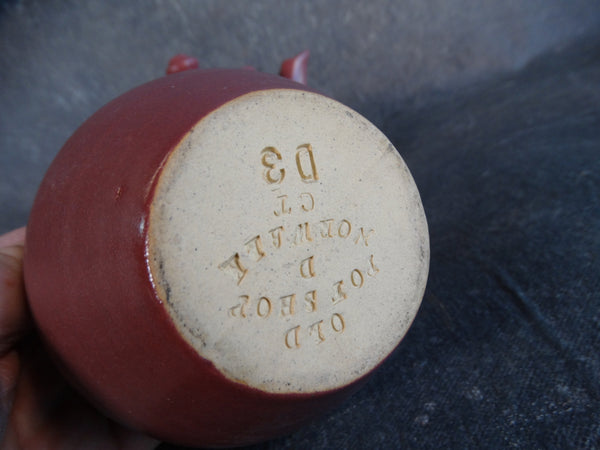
[1,1,600,449]
[2,0,599,234]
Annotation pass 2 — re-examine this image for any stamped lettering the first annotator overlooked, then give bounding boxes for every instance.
[283,313,347,348]
[257,296,272,318]
[260,143,319,185]
[221,142,382,350]
[309,320,325,343]
[244,235,265,262]
[300,192,315,212]
[295,144,319,182]
[319,219,335,238]
[274,192,316,216]
[300,256,316,279]
[350,268,364,288]
[355,227,375,247]
[148,89,429,394]
[331,313,345,333]
[269,226,284,249]
[225,231,380,349]
[274,194,291,216]
[280,294,296,317]
[219,253,248,285]
[338,219,351,238]
[261,147,285,184]
[285,326,301,349]
[228,295,250,318]
[331,280,348,304]
[293,222,313,246]
[304,290,317,312]
[367,254,380,277]
[220,220,376,284]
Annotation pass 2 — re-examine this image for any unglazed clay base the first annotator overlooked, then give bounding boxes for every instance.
[148,89,428,394]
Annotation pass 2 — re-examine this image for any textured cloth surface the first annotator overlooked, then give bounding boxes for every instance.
[234,37,600,450]
[1,1,599,449]
[2,0,600,233]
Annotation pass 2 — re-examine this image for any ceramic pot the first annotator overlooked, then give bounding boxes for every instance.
[24,68,429,447]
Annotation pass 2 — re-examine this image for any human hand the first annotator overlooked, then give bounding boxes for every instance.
[0,227,160,449]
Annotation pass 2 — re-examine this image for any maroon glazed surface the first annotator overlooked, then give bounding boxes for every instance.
[23,69,365,447]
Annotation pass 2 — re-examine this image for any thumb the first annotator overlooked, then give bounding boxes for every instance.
[0,227,30,356]
[0,227,29,441]
[0,228,26,249]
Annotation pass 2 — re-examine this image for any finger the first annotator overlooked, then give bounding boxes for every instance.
[0,350,19,441]
[2,337,73,448]
[111,424,161,450]
[0,227,26,248]
[0,230,30,441]
[4,339,160,449]
[0,243,31,357]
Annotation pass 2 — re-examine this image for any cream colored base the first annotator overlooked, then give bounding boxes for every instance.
[148,89,429,394]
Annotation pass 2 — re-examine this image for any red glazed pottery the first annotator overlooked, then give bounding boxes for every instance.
[24,67,429,447]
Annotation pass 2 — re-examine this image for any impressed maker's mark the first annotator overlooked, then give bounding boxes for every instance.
[219,143,380,350]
